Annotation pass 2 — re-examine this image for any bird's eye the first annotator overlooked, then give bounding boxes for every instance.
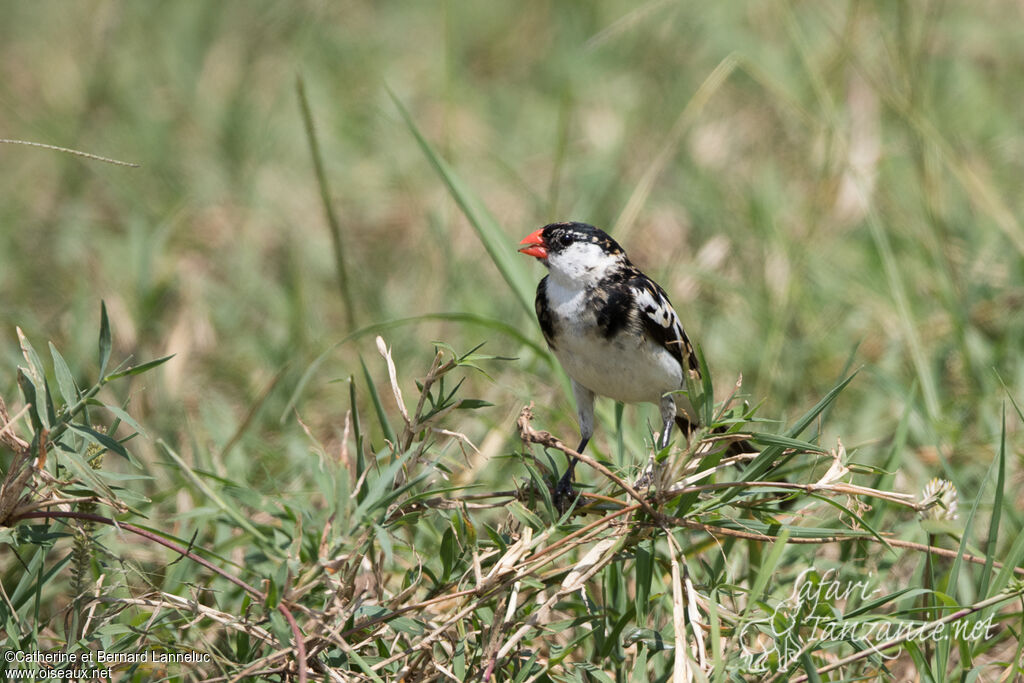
[553,232,572,248]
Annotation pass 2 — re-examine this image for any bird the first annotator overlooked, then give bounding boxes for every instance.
[518,221,733,502]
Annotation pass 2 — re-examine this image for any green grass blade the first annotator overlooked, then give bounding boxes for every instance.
[741,526,790,621]
[280,311,551,423]
[296,74,357,331]
[866,207,940,421]
[360,356,396,445]
[979,406,1007,599]
[157,440,276,552]
[717,371,857,509]
[389,88,536,316]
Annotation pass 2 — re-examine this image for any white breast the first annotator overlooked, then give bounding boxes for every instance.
[545,278,683,405]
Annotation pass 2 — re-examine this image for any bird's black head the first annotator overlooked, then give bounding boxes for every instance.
[518,221,630,285]
[518,222,625,261]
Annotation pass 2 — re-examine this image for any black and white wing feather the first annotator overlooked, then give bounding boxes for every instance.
[629,275,699,377]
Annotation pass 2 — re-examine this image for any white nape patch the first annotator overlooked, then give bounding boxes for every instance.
[545,241,621,289]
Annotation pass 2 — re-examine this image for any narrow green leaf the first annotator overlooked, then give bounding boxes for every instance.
[42,378,57,431]
[98,301,112,378]
[634,538,654,621]
[157,440,275,551]
[786,370,858,439]
[61,451,119,500]
[389,88,536,316]
[280,312,551,423]
[507,500,545,530]
[798,652,823,683]
[352,447,429,524]
[49,342,79,407]
[296,74,357,331]
[845,587,929,618]
[456,398,493,410]
[348,377,367,506]
[738,371,857,489]
[440,527,458,582]
[986,505,1024,599]
[360,356,396,445]
[17,329,51,431]
[697,344,714,426]
[748,432,827,453]
[67,423,133,463]
[980,406,1007,598]
[17,327,47,393]
[742,527,790,621]
[264,575,279,609]
[85,399,146,438]
[16,368,43,433]
[103,353,174,381]
[513,651,540,683]
[9,548,71,611]
[708,588,723,683]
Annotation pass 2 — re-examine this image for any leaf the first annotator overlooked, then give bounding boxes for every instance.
[17,328,50,430]
[634,538,654,621]
[17,327,47,390]
[440,527,458,583]
[456,399,493,410]
[741,527,790,621]
[736,371,858,492]
[748,432,826,453]
[980,405,1007,598]
[389,88,537,316]
[98,301,112,378]
[61,451,120,500]
[507,500,545,530]
[157,440,276,551]
[49,342,80,406]
[67,423,134,463]
[360,356,396,445]
[103,354,174,381]
[85,398,146,437]
[16,368,43,433]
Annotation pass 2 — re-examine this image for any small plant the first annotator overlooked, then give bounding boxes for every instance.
[3,307,1023,680]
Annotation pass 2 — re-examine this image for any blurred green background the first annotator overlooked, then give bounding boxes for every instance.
[2,1,1022,502]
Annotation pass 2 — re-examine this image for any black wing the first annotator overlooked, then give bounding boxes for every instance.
[535,275,557,349]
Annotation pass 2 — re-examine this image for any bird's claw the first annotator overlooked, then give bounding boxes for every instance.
[553,473,579,514]
[633,455,658,490]
[632,470,652,490]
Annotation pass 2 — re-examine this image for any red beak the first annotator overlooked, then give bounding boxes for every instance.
[518,229,548,259]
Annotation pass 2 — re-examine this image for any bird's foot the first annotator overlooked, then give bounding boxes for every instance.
[553,472,580,514]
[632,454,659,490]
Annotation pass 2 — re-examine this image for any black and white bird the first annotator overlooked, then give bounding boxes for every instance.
[518,221,731,500]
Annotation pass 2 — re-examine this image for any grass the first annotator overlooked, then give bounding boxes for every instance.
[2,1,1024,680]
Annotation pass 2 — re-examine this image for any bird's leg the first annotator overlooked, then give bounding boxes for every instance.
[658,393,677,451]
[554,436,588,511]
[636,395,677,489]
[554,382,596,511]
